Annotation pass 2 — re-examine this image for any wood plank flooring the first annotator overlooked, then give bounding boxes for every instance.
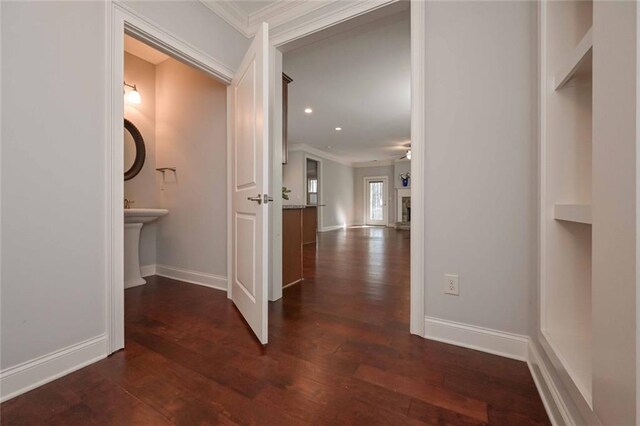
[1,227,550,425]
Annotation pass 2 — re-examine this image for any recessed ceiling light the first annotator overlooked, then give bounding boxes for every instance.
[335,127,342,131]
[304,108,313,114]
[326,145,332,149]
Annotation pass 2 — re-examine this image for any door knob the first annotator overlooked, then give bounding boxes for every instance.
[247,194,262,204]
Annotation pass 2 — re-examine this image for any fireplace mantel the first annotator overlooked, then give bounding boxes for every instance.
[396,188,411,229]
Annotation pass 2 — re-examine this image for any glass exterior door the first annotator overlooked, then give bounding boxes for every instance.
[365,178,387,225]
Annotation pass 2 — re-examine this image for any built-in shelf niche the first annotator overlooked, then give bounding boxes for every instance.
[541,0,594,407]
[554,27,593,90]
[554,204,592,224]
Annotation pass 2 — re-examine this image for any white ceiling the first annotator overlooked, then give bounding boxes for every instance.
[283,10,410,163]
[124,35,169,65]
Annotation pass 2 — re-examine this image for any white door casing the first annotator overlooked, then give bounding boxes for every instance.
[229,22,271,344]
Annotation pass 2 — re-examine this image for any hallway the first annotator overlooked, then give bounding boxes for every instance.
[1,228,549,425]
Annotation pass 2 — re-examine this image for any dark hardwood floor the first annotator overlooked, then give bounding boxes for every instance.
[1,227,549,425]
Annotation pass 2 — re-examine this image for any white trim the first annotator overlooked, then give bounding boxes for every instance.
[250,1,329,38]
[107,2,237,354]
[226,85,233,301]
[155,264,228,292]
[116,2,234,83]
[140,264,156,277]
[421,316,577,425]
[320,224,348,233]
[269,46,284,302]
[364,176,389,227]
[270,0,397,47]
[538,0,549,357]
[282,278,304,289]
[289,143,354,167]
[107,4,125,354]
[0,335,108,402]
[352,159,396,168]
[199,0,250,38]
[198,0,396,45]
[302,153,324,230]
[424,316,529,362]
[528,341,575,426]
[409,0,426,337]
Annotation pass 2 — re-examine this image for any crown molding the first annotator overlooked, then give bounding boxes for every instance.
[288,143,354,167]
[248,1,331,34]
[270,0,396,47]
[199,0,398,45]
[199,0,252,37]
[352,159,396,168]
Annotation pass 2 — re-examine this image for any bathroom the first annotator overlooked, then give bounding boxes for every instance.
[123,35,228,292]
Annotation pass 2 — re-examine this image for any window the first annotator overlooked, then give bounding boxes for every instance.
[307,178,318,205]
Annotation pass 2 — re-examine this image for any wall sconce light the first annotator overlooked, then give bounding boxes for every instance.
[406,150,412,160]
[124,81,141,105]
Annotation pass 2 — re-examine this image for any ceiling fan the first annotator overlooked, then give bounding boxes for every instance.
[400,143,412,160]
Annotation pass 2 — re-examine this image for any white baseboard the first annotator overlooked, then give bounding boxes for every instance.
[155,264,227,292]
[0,334,108,402]
[140,264,156,277]
[527,341,574,426]
[320,224,346,232]
[424,316,529,361]
[423,316,574,425]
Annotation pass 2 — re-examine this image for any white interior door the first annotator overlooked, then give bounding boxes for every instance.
[365,177,388,226]
[229,23,270,344]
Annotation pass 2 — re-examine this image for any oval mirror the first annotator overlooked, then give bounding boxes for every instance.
[124,119,146,181]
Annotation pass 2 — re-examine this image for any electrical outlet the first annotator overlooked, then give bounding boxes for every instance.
[444,274,459,295]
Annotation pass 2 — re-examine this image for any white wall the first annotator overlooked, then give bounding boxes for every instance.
[423,1,536,335]
[155,57,227,279]
[124,52,158,267]
[591,2,638,423]
[354,165,396,225]
[321,158,355,229]
[1,1,107,371]
[0,0,248,396]
[283,149,355,229]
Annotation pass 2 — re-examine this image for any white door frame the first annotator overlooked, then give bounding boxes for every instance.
[363,176,389,227]
[106,1,426,351]
[272,1,425,336]
[105,1,235,353]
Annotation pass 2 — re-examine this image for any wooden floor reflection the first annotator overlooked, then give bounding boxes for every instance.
[1,227,549,425]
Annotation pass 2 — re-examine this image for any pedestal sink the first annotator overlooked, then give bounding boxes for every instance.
[124,208,168,289]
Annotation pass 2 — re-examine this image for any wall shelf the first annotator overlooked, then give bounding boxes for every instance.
[541,0,594,410]
[554,204,592,224]
[554,27,593,90]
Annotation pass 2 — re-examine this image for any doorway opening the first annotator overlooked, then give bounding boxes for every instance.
[107,1,427,350]
[107,4,239,352]
[365,177,389,227]
[275,1,419,335]
[119,28,230,351]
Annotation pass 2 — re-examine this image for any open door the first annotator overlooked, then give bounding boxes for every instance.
[229,23,271,344]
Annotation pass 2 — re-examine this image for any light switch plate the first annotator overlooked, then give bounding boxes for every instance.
[444,274,459,295]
